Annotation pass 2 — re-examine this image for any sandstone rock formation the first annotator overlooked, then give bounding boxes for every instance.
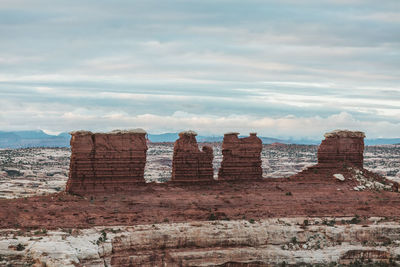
[2,218,400,266]
[66,129,147,194]
[218,132,262,180]
[318,129,365,168]
[171,131,214,182]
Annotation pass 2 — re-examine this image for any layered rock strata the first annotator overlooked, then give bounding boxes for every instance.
[218,132,262,180]
[171,131,214,182]
[318,130,365,168]
[2,218,400,266]
[66,129,147,194]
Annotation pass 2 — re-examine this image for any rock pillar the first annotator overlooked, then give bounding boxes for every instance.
[171,131,214,182]
[218,132,263,180]
[66,129,147,194]
[317,130,365,168]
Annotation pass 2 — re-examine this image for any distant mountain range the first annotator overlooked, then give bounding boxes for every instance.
[147,133,289,144]
[0,130,399,148]
[0,130,71,148]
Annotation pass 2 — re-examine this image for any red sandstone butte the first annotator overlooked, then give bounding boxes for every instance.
[318,129,365,168]
[171,130,214,182]
[66,129,148,194]
[218,132,262,180]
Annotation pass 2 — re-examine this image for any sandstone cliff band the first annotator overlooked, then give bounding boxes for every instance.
[66,129,365,194]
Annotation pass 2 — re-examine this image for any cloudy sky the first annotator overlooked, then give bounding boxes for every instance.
[0,0,399,139]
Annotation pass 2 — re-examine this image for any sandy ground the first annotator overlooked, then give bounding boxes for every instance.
[1,172,399,230]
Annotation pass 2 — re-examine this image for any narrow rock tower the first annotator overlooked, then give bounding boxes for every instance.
[317,130,365,168]
[171,131,214,182]
[66,129,148,194]
[218,132,263,180]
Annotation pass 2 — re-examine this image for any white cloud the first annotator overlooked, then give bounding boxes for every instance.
[2,105,399,139]
[61,111,400,139]
[357,12,400,23]
[0,0,399,138]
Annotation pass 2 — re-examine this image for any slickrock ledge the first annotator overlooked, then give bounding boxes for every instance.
[1,218,400,266]
[171,130,214,182]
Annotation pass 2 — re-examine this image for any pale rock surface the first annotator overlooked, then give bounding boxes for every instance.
[1,218,400,266]
[334,173,345,181]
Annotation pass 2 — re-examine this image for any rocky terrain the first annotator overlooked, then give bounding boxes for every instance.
[1,131,400,266]
[2,217,400,266]
[1,144,399,199]
[0,148,69,199]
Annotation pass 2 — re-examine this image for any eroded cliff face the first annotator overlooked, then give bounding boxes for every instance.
[66,129,148,194]
[318,130,365,168]
[2,218,400,267]
[171,131,214,182]
[218,133,263,180]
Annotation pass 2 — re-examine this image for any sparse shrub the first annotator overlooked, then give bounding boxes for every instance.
[349,215,361,224]
[208,213,217,221]
[62,228,72,234]
[248,218,255,224]
[328,219,336,226]
[285,192,292,196]
[107,228,120,234]
[303,219,309,226]
[16,243,25,251]
[163,218,169,223]
[96,230,107,245]
[382,238,392,246]
[291,237,297,244]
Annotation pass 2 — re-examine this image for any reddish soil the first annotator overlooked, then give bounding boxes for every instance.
[1,169,399,230]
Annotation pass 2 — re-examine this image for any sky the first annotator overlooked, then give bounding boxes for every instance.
[0,0,399,139]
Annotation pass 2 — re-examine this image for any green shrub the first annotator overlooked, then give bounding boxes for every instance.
[349,215,361,224]
[208,213,217,221]
[16,243,25,251]
[96,230,107,245]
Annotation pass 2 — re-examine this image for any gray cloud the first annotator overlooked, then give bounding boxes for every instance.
[0,0,399,137]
